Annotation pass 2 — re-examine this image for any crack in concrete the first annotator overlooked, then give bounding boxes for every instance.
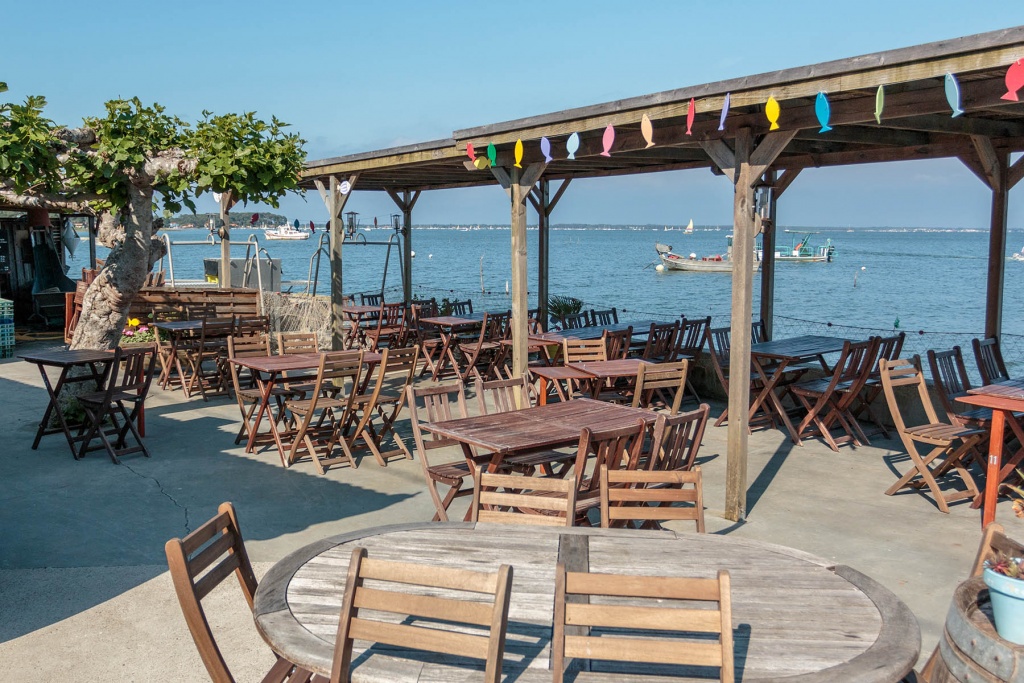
[122,463,191,534]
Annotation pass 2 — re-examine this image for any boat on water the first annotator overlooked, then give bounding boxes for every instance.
[766,230,835,263]
[684,219,694,234]
[655,235,761,273]
[264,224,310,241]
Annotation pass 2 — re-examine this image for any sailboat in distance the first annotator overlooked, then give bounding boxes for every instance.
[684,219,694,234]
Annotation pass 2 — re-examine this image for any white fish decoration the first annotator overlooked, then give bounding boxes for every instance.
[540,136,553,162]
[718,93,730,132]
[566,132,580,160]
[945,73,964,117]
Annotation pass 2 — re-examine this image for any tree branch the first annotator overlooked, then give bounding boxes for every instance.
[0,188,96,212]
[53,127,97,146]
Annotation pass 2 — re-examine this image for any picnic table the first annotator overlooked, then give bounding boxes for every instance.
[421,398,657,471]
[750,335,848,443]
[20,349,115,456]
[253,523,920,682]
[228,351,381,466]
[959,378,1024,527]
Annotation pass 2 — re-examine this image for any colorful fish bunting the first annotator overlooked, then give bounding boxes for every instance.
[1003,59,1024,101]
[944,73,964,117]
[540,136,553,162]
[765,97,780,131]
[814,92,832,133]
[686,98,695,135]
[487,143,497,167]
[514,139,524,168]
[874,85,885,124]
[641,114,654,148]
[600,125,615,157]
[566,132,580,160]
[718,93,730,132]
[466,143,476,161]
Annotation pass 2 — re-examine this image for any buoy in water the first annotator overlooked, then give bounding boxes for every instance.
[655,264,665,272]
[410,250,416,258]
[428,254,432,259]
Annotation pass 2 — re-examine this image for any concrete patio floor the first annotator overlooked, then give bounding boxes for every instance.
[0,340,1013,681]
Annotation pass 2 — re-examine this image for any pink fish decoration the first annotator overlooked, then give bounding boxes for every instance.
[1004,59,1024,101]
[540,136,553,162]
[686,98,695,135]
[600,125,615,157]
[466,143,476,161]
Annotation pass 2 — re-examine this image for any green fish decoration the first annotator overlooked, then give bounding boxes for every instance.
[487,143,497,167]
[874,85,884,124]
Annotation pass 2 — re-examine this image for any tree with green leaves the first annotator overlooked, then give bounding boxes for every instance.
[0,81,306,349]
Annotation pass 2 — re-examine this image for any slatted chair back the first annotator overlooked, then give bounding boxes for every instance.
[571,420,648,496]
[877,331,906,365]
[590,307,618,326]
[407,382,473,462]
[112,344,158,395]
[484,310,512,341]
[408,300,440,346]
[449,298,474,316]
[312,350,363,400]
[706,325,732,388]
[276,331,319,355]
[642,321,680,361]
[358,292,383,307]
[226,334,270,388]
[878,356,942,437]
[367,302,407,350]
[76,346,159,462]
[928,347,974,423]
[602,326,632,360]
[552,564,733,683]
[599,464,706,532]
[751,319,769,344]
[563,338,608,364]
[330,547,513,683]
[350,345,421,465]
[235,315,269,337]
[973,336,1009,386]
[676,315,711,361]
[471,466,577,527]
[559,312,590,330]
[410,297,439,317]
[835,337,881,398]
[200,316,236,342]
[632,360,689,414]
[164,502,260,683]
[475,375,534,415]
[647,405,710,472]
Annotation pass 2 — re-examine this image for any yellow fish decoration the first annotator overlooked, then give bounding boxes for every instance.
[473,157,491,170]
[641,114,654,148]
[514,139,524,168]
[765,96,780,131]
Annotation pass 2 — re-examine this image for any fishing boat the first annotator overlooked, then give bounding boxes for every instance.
[655,236,760,273]
[766,230,835,263]
[264,223,310,241]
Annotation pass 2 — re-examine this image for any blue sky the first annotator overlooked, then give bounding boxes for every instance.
[4,1,1023,228]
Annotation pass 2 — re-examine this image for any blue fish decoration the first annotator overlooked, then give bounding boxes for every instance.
[540,136,553,163]
[566,132,580,160]
[718,93,730,132]
[945,73,964,117]
[815,92,832,133]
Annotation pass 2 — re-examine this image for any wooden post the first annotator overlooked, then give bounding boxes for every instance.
[218,191,235,289]
[759,171,777,340]
[387,189,421,307]
[985,153,1010,340]
[87,215,97,270]
[317,175,358,350]
[537,179,550,331]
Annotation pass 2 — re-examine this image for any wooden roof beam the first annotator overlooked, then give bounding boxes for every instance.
[881,113,1024,138]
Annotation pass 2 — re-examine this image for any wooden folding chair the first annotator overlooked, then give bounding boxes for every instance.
[566,420,648,525]
[632,360,689,414]
[853,331,905,438]
[705,325,773,430]
[277,331,319,355]
[641,321,680,361]
[644,405,711,472]
[602,326,632,361]
[558,312,590,330]
[456,310,510,382]
[928,346,994,429]
[600,464,706,532]
[227,335,294,447]
[184,317,235,401]
[471,466,577,526]
[552,564,733,683]
[878,356,985,513]
[165,502,314,683]
[449,298,474,316]
[590,307,618,326]
[407,382,494,522]
[284,351,363,473]
[676,315,710,402]
[77,345,158,464]
[363,302,407,351]
[235,315,270,337]
[410,300,446,378]
[348,345,419,466]
[328,547,513,683]
[973,336,1010,385]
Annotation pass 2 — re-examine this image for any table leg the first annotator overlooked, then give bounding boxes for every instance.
[32,364,71,450]
[432,328,455,381]
[751,358,797,442]
[538,376,550,406]
[249,372,288,467]
[984,410,1006,528]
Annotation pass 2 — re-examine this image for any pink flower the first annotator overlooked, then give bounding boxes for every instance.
[124,330,135,337]
[138,325,149,333]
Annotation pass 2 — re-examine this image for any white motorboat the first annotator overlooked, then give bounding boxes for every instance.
[264,224,310,241]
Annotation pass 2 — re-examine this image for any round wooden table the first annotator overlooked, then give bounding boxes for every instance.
[253,523,920,682]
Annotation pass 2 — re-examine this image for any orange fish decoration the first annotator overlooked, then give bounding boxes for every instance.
[466,143,476,161]
[765,97,780,131]
[641,114,654,148]
[1004,58,1024,101]
[601,125,615,157]
[514,139,524,168]
[686,98,695,135]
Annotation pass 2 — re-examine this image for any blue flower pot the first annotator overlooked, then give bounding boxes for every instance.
[983,567,1024,645]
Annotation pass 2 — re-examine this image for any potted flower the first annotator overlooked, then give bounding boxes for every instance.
[983,484,1024,645]
[119,318,165,347]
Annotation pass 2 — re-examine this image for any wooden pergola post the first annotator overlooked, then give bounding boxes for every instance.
[528,178,571,331]
[218,191,235,289]
[315,174,358,350]
[387,189,421,306]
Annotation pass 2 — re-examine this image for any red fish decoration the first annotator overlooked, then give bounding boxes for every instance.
[466,143,476,161]
[601,125,615,157]
[309,221,314,231]
[686,98,695,135]
[1004,59,1024,101]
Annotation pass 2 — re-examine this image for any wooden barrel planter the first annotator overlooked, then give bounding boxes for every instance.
[930,577,1024,682]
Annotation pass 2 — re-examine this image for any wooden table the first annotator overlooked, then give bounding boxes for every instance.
[422,398,657,471]
[570,358,651,398]
[530,321,659,344]
[959,378,1024,527]
[253,523,920,682]
[531,364,593,404]
[152,320,204,389]
[20,349,115,456]
[750,335,848,443]
[229,351,381,466]
[340,304,383,347]
[420,315,484,380]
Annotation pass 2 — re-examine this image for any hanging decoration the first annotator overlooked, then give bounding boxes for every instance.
[250,213,259,225]
[874,85,885,124]
[473,157,490,170]
[514,139,524,168]
[212,191,222,203]
[1003,58,1024,101]
[566,132,580,160]
[641,114,654,148]
[339,180,352,195]
[944,73,964,117]
[765,96,780,131]
[686,98,695,135]
[540,136,553,162]
[486,143,498,167]
[718,93,730,131]
[600,125,615,157]
[466,143,476,161]
[814,92,832,133]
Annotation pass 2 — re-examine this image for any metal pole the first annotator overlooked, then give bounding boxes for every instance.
[403,192,413,307]
[330,177,345,350]
[537,179,550,331]
[760,171,778,340]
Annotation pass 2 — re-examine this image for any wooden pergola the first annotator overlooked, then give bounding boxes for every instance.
[301,26,1024,521]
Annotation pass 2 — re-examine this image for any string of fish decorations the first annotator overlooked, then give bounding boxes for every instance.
[465,59,1024,168]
